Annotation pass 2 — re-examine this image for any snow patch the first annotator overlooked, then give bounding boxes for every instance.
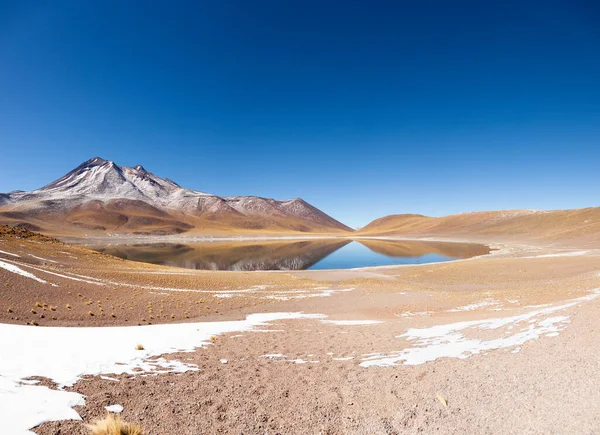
[0,260,49,284]
[361,291,599,367]
[525,251,589,258]
[0,377,85,435]
[397,311,433,317]
[321,320,383,326]
[0,249,20,257]
[28,254,58,263]
[448,299,501,312]
[100,376,120,382]
[104,404,123,413]
[0,312,324,434]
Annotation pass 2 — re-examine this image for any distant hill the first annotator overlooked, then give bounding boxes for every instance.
[357,209,600,246]
[0,157,353,236]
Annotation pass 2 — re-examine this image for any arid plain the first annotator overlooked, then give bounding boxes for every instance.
[2,204,600,434]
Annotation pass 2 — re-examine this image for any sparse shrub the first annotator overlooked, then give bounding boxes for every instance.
[30,309,36,314]
[49,306,56,311]
[66,304,72,309]
[35,302,42,308]
[136,344,144,350]
[7,307,13,313]
[85,414,142,435]
[110,313,116,318]
[88,311,94,316]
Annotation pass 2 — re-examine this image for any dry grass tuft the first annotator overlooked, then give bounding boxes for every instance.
[86,413,142,435]
[436,393,448,408]
[135,344,144,350]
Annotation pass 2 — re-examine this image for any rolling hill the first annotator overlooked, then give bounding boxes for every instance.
[357,208,600,246]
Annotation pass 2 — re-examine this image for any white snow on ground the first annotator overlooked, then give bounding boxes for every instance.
[360,290,599,367]
[397,311,433,317]
[0,249,20,257]
[0,259,101,286]
[28,254,58,263]
[266,287,355,300]
[524,250,590,258]
[0,258,353,300]
[0,312,324,434]
[321,320,383,326]
[447,299,501,312]
[1,377,85,434]
[0,260,49,284]
[284,359,319,364]
[100,376,120,382]
[104,404,123,413]
[261,354,285,358]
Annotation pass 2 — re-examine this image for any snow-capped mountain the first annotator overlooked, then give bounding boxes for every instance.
[0,158,352,235]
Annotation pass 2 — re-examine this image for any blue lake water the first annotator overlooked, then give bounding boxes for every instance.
[87,239,490,271]
[308,241,455,270]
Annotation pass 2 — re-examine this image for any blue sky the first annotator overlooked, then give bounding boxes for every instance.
[1,1,599,228]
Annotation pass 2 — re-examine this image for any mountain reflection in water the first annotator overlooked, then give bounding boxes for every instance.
[86,239,490,271]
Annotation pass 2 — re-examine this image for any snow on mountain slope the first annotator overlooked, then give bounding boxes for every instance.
[15,157,206,203]
[0,158,352,234]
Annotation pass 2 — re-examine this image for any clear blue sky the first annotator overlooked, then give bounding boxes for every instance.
[1,1,599,228]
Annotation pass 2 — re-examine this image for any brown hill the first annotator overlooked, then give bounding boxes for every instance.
[358,208,600,246]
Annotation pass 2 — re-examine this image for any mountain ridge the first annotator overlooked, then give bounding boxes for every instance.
[0,157,353,236]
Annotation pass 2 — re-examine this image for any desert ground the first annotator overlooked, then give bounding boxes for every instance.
[2,220,600,434]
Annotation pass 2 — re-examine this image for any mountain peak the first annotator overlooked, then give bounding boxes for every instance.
[83,157,109,166]
[1,158,352,234]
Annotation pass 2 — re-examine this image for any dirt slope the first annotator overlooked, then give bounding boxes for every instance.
[358,207,600,246]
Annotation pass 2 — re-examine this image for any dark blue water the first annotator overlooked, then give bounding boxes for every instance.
[308,241,454,270]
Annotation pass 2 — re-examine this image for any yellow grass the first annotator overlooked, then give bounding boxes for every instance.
[86,414,142,435]
[436,393,448,408]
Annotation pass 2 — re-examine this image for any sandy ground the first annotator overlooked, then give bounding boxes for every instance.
[2,229,600,434]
